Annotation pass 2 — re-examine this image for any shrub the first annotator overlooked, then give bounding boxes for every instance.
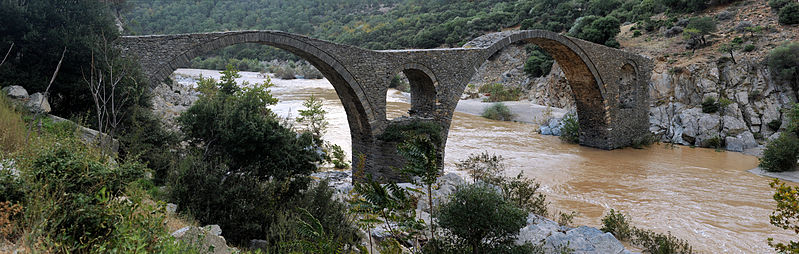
[701,97,719,113]
[601,209,693,254]
[633,30,642,37]
[456,152,506,183]
[499,173,549,217]
[560,113,580,143]
[768,179,799,253]
[632,229,693,254]
[438,184,527,253]
[743,44,756,52]
[482,102,515,121]
[389,74,410,92]
[274,66,297,79]
[767,43,799,92]
[524,46,554,78]
[478,83,523,102]
[759,133,799,172]
[328,144,349,169]
[601,209,632,241]
[378,120,442,145]
[702,135,724,149]
[778,3,799,25]
[770,0,792,10]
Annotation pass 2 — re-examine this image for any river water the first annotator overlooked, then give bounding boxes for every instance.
[175,69,794,253]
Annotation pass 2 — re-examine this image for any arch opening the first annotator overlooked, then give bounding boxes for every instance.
[142,33,377,169]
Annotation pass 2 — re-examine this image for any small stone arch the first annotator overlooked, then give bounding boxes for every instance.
[465,30,612,148]
[389,63,438,117]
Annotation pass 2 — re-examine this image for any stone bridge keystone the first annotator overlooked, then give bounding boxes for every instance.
[116,30,653,182]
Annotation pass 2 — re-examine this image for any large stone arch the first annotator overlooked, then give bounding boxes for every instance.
[464,30,619,149]
[117,31,376,154]
[388,63,439,117]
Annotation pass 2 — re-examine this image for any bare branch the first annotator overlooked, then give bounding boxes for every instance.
[0,42,13,67]
[26,47,67,142]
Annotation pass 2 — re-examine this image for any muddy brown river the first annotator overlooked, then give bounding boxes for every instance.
[176,69,794,253]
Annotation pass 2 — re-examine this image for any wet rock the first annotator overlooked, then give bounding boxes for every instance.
[726,131,758,152]
[26,92,51,113]
[2,85,28,99]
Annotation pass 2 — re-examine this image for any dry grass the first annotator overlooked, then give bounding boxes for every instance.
[0,93,26,154]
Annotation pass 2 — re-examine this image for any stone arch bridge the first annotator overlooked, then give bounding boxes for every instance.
[117,30,653,181]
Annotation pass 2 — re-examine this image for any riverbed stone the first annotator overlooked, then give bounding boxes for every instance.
[2,85,28,99]
[172,226,233,254]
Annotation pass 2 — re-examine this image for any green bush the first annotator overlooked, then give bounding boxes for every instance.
[743,44,756,52]
[523,46,554,78]
[633,30,642,37]
[778,3,799,25]
[767,43,799,93]
[482,102,515,121]
[770,0,792,10]
[632,229,693,254]
[601,209,693,254]
[759,133,799,172]
[702,135,724,149]
[499,173,549,217]
[701,97,719,113]
[438,184,527,253]
[378,120,443,145]
[478,83,523,102]
[560,113,580,144]
[601,209,632,241]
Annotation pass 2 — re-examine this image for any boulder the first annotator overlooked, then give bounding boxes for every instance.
[2,86,28,99]
[516,214,629,253]
[166,203,178,214]
[172,226,233,254]
[26,92,50,113]
[722,116,747,136]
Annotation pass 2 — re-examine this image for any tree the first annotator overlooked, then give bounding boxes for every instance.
[297,94,328,141]
[768,179,799,253]
[438,184,527,254]
[683,17,716,51]
[571,15,621,48]
[397,134,441,240]
[718,41,741,64]
[524,47,554,77]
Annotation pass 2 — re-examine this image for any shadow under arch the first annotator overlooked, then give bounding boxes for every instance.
[466,30,612,148]
[130,31,374,155]
[388,63,438,117]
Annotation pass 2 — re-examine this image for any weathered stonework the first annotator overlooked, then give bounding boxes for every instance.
[116,29,652,181]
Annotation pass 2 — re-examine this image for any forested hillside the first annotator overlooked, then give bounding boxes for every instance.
[123,0,748,70]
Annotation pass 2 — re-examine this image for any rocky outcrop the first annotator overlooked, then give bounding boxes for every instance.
[648,57,796,150]
[516,214,632,254]
[151,76,200,130]
[469,44,531,90]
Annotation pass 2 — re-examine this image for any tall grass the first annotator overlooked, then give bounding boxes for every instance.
[0,92,26,154]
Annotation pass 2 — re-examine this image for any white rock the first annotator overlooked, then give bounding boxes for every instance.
[2,86,28,99]
[26,92,50,113]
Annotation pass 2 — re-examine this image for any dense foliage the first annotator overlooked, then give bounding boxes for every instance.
[768,43,799,95]
[560,113,580,143]
[168,66,364,246]
[0,96,195,253]
[760,104,799,172]
[437,184,528,254]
